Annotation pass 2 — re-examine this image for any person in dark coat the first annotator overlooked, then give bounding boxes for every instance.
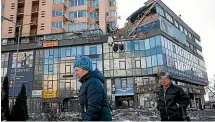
[156,71,190,121]
[73,56,112,121]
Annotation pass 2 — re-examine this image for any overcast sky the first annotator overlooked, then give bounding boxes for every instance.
[118,0,215,100]
[118,0,215,79]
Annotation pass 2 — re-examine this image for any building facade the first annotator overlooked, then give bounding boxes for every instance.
[1,0,208,113]
[1,0,118,39]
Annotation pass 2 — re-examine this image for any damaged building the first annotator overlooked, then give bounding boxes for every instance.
[1,0,208,114]
[104,0,208,109]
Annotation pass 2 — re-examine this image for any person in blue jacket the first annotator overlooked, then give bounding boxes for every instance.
[73,56,112,121]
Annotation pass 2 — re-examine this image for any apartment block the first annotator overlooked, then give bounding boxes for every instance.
[1,0,118,39]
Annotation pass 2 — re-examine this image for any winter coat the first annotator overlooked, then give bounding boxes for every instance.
[79,70,112,121]
[156,83,190,120]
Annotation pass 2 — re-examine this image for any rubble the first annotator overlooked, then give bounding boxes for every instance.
[27,108,215,121]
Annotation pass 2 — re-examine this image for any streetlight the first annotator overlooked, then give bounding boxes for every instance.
[2,16,34,110]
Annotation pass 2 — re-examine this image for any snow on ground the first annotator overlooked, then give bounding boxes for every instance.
[28,108,215,121]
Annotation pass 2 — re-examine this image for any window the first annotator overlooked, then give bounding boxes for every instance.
[110,21,117,28]
[139,40,145,50]
[53,0,64,4]
[89,12,97,19]
[146,56,151,67]
[150,37,156,48]
[188,32,192,39]
[78,10,87,17]
[195,38,201,46]
[69,10,86,19]
[121,79,127,88]
[65,65,71,73]
[110,0,116,6]
[52,9,64,16]
[165,12,173,23]
[156,6,164,16]
[125,41,132,51]
[110,10,116,17]
[77,46,83,55]
[48,81,53,89]
[52,22,63,29]
[135,60,141,68]
[134,40,139,50]
[184,29,188,35]
[1,4,4,10]
[152,55,157,66]
[89,0,98,7]
[157,54,163,65]
[90,46,97,54]
[119,61,126,69]
[68,23,87,31]
[174,20,179,28]
[145,39,150,50]
[48,64,53,72]
[155,36,161,47]
[89,24,98,29]
[179,25,183,32]
[70,0,86,6]
[1,39,7,45]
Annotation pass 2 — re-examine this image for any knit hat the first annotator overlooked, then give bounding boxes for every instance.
[73,56,93,71]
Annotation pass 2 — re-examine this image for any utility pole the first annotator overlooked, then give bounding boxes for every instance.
[2,16,34,110]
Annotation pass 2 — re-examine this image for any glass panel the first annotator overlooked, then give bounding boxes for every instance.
[90,46,97,55]
[119,61,126,69]
[121,79,127,88]
[127,78,133,88]
[145,39,150,50]
[150,37,155,48]
[115,78,121,89]
[84,45,89,55]
[77,46,83,55]
[139,40,145,50]
[134,40,139,50]
[152,55,157,66]
[125,41,132,51]
[135,60,141,68]
[146,56,152,67]
[157,54,163,65]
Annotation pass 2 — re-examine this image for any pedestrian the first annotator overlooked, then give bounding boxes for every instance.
[156,71,190,121]
[74,56,112,121]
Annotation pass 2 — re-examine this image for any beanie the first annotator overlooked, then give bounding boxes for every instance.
[73,56,93,71]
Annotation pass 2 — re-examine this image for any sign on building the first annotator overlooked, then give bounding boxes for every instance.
[42,40,58,47]
[8,51,34,96]
[42,91,57,98]
[32,90,42,98]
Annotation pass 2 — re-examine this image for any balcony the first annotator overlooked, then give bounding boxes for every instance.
[32,6,39,13]
[18,0,25,7]
[17,8,24,14]
[18,0,25,2]
[30,30,37,36]
[95,16,99,24]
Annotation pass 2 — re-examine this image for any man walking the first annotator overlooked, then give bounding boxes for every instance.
[73,56,112,121]
[156,71,190,121]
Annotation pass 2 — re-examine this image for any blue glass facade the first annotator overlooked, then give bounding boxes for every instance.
[33,44,103,95]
